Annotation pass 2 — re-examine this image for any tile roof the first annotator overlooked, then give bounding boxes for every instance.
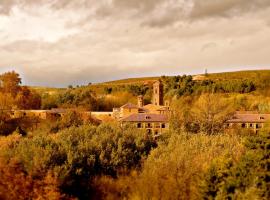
[227,112,270,123]
[143,104,163,112]
[120,103,138,109]
[120,113,169,122]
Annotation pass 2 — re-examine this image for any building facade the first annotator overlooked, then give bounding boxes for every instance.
[226,112,270,133]
[120,113,169,136]
[115,80,171,136]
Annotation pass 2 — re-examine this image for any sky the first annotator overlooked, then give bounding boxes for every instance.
[0,0,270,87]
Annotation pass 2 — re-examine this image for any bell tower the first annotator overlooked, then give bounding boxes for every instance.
[137,95,144,107]
[152,80,164,106]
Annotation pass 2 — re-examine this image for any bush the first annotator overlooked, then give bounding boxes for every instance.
[0,123,156,199]
[201,132,270,200]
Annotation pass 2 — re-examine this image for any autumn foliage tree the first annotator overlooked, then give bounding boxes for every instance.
[0,71,21,96]
[0,71,41,109]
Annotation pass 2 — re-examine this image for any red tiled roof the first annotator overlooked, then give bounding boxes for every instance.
[120,113,169,122]
[227,112,270,123]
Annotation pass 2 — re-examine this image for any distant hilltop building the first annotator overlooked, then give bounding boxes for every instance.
[113,80,171,136]
[192,75,206,81]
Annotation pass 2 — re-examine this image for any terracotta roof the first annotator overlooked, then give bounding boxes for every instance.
[48,109,68,114]
[121,103,138,109]
[157,107,170,111]
[120,113,169,122]
[143,104,163,112]
[227,112,270,123]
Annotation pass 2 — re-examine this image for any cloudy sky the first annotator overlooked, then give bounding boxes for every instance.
[0,0,270,87]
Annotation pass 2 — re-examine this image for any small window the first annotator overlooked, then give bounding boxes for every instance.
[241,123,246,128]
[250,124,253,128]
[260,116,265,120]
[161,123,166,128]
[146,116,151,120]
[137,123,142,128]
[256,124,262,129]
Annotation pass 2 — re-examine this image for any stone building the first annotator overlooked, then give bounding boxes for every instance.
[152,80,164,106]
[115,80,171,135]
[120,113,169,137]
[226,112,270,133]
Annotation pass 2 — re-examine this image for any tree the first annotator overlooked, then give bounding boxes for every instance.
[201,132,270,200]
[0,71,21,96]
[192,94,234,134]
[15,86,41,109]
[0,71,41,110]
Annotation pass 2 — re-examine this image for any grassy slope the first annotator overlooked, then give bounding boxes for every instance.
[32,70,270,95]
[207,69,270,81]
[101,77,159,85]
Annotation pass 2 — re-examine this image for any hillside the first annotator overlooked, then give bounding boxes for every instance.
[31,70,270,93]
[207,69,270,81]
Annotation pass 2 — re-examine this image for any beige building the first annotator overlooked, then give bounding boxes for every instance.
[116,80,171,135]
[152,80,164,106]
[113,80,171,119]
[226,112,270,133]
[120,113,169,136]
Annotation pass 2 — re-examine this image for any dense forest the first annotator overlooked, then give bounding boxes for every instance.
[0,70,270,200]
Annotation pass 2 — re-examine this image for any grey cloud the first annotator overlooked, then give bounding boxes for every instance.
[190,0,270,19]
[2,0,270,28]
[111,0,270,27]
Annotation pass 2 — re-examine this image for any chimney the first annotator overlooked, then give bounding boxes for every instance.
[138,95,144,107]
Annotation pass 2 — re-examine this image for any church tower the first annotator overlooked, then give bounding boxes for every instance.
[152,80,164,106]
[137,95,144,107]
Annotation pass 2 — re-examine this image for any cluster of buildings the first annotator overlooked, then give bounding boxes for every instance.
[114,81,171,136]
[3,80,270,135]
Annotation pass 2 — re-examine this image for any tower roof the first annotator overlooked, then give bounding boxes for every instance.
[153,80,163,85]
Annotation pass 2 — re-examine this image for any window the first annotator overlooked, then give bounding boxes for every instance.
[137,123,142,128]
[161,123,166,128]
[146,116,151,120]
[146,123,152,128]
[250,123,253,128]
[241,123,246,128]
[256,124,262,129]
[260,116,265,120]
